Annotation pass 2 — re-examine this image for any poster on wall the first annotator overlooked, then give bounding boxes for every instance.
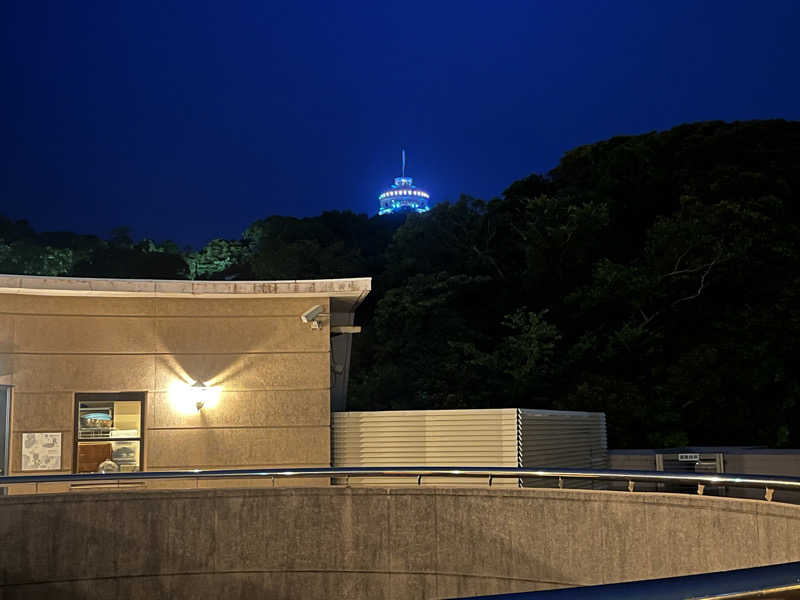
[21,432,62,471]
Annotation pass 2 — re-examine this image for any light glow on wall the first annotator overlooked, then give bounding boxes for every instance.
[170,380,222,415]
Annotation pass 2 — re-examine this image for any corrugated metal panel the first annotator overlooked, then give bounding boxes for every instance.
[332,409,519,487]
[332,408,608,489]
[518,409,608,489]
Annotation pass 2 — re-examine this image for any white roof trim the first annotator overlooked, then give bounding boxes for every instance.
[0,274,371,300]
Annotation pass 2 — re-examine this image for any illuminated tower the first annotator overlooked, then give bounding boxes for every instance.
[377,149,431,215]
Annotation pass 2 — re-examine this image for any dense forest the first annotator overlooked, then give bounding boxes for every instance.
[3,120,799,448]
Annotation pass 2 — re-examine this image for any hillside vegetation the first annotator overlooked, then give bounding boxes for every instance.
[3,120,799,448]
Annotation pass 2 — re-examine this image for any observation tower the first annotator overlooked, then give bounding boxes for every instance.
[377,149,431,215]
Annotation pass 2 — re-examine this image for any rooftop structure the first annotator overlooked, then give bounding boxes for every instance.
[377,149,431,215]
[0,274,371,479]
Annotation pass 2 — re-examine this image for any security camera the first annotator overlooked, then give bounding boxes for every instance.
[301,305,326,330]
[301,305,324,323]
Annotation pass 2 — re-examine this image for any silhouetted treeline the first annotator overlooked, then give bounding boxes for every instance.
[3,120,799,448]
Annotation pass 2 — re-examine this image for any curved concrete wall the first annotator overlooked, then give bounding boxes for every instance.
[1,487,800,599]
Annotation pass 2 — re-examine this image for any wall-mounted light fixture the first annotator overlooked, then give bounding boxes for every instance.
[170,380,222,414]
[190,381,212,411]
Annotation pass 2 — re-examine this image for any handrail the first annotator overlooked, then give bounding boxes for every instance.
[2,467,800,501]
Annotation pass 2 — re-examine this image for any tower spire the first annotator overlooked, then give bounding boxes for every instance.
[377,148,430,215]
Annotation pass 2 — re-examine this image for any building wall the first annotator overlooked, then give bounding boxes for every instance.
[608,450,800,500]
[2,486,800,599]
[0,294,332,477]
[608,451,657,472]
[724,453,800,503]
[607,451,659,492]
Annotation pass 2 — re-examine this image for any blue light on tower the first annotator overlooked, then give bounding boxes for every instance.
[377,149,431,215]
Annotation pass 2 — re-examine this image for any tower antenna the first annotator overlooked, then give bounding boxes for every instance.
[377,148,430,215]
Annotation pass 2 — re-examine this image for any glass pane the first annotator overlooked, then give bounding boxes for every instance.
[77,400,141,440]
[111,441,140,472]
[76,441,140,473]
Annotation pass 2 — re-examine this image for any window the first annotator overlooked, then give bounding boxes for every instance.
[74,392,144,473]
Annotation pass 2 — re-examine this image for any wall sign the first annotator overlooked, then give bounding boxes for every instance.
[678,453,700,462]
[21,432,62,471]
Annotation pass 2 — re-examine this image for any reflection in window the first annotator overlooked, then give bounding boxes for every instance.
[75,393,143,473]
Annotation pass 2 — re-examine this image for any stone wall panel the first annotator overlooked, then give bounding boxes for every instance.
[1,488,799,598]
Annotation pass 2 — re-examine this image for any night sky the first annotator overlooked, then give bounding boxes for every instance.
[2,1,799,249]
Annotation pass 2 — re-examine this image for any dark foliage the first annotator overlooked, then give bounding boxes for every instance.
[3,120,799,448]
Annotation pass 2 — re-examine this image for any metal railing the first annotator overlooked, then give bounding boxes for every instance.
[2,466,800,501]
[3,467,800,599]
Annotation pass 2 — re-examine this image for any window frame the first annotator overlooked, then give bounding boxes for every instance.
[73,392,146,474]
[0,385,10,476]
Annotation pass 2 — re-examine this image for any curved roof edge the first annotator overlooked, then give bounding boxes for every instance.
[0,273,371,304]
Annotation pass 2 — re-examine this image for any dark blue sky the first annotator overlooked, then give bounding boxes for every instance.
[2,1,799,248]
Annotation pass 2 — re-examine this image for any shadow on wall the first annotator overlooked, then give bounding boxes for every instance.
[153,328,257,466]
[155,335,251,397]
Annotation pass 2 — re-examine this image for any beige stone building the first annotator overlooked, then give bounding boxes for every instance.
[0,274,370,480]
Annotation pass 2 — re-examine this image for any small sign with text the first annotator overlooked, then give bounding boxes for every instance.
[678,453,700,462]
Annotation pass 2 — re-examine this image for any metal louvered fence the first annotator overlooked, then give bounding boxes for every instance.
[332,409,607,488]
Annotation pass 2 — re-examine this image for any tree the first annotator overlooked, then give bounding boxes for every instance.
[4,120,800,449]
[0,241,73,276]
[189,239,248,279]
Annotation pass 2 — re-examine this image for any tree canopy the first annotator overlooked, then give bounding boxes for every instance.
[3,119,799,448]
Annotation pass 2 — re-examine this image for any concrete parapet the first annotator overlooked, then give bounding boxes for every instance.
[1,487,799,599]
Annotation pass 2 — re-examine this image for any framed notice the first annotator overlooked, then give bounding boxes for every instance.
[21,432,62,471]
